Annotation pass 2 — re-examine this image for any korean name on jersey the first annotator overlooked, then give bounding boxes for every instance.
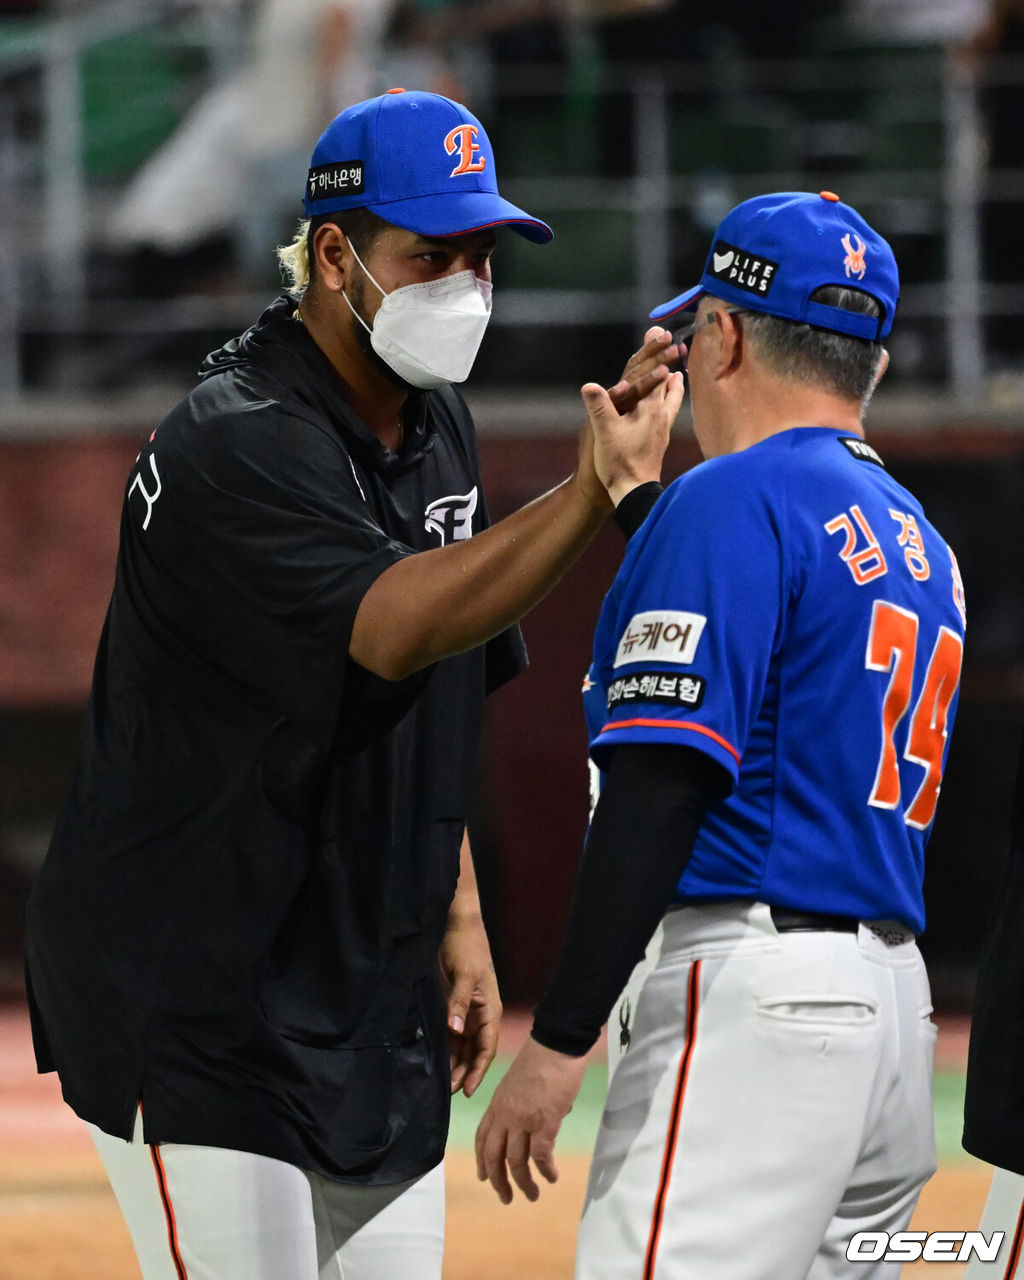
[582,429,966,935]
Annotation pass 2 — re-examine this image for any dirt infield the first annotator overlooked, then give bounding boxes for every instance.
[450,1157,992,1279]
[0,1148,994,1280]
[0,1005,993,1279]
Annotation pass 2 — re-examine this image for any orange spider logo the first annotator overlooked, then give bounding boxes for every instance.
[842,233,867,280]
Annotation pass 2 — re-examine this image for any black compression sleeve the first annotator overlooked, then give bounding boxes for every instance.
[613,482,664,539]
[531,744,731,1057]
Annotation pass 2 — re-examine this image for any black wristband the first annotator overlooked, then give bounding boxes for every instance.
[613,482,664,539]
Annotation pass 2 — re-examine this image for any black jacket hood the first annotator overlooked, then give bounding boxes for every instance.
[198,295,295,381]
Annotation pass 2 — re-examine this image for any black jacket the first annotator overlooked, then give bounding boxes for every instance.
[963,729,1024,1172]
[25,297,525,1183]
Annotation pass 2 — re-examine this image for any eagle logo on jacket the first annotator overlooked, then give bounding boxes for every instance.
[425,487,478,545]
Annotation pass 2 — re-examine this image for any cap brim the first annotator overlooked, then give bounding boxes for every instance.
[365,191,552,243]
[649,285,704,321]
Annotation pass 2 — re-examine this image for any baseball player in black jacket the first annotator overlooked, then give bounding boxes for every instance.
[25,89,683,1279]
[963,729,1024,1276]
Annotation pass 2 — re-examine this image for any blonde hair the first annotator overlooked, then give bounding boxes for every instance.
[278,219,312,296]
[277,209,387,297]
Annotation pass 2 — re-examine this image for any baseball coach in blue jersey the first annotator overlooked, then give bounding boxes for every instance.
[24,89,684,1280]
[478,191,967,1278]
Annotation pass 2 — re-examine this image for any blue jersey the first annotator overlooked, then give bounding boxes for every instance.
[585,427,966,933]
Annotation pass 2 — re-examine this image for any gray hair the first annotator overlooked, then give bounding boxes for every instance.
[739,286,887,404]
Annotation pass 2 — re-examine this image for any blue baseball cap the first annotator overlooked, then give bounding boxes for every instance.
[302,88,552,244]
[650,191,898,340]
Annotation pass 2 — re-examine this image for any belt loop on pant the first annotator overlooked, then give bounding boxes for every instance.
[769,906,860,934]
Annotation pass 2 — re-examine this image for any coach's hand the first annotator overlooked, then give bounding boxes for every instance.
[609,326,680,415]
[475,1036,588,1204]
[570,330,681,513]
[587,360,685,507]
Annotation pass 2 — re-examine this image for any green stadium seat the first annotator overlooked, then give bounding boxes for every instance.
[669,100,798,175]
[499,208,634,291]
[81,27,186,179]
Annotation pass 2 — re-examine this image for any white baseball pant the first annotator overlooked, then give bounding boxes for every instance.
[88,1108,444,1280]
[575,901,937,1280]
[964,1167,1024,1278]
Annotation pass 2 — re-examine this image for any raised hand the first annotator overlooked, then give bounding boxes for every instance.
[586,359,685,507]
[607,326,681,416]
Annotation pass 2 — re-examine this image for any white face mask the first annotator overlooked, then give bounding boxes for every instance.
[341,241,493,390]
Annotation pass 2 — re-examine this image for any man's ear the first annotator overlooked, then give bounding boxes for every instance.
[711,307,745,381]
[872,347,890,389]
[311,223,349,293]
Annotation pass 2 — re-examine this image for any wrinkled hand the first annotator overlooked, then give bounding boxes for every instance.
[572,328,683,511]
[475,1037,588,1204]
[608,327,680,416]
[587,351,686,507]
[440,912,502,1097]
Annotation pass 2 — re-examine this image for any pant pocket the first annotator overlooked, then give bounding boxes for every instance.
[754,995,879,1027]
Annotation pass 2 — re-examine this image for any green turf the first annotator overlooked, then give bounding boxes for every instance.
[450,1060,974,1162]
[449,1058,609,1154]
[934,1067,972,1164]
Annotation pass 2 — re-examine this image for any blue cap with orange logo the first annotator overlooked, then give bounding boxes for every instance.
[650,191,898,340]
[302,88,552,244]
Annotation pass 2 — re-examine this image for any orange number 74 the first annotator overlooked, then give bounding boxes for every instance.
[866,600,964,830]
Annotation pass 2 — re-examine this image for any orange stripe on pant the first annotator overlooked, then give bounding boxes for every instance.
[1004,1196,1024,1279]
[643,958,702,1280]
[149,1144,189,1280]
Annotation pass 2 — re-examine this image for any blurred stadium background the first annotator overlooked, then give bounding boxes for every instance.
[0,0,1023,1194]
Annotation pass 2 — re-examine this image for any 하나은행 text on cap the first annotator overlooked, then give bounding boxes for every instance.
[303,88,552,244]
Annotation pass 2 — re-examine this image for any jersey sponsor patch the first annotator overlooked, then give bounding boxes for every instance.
[607,670,707,712]
[707,239,778,297]
[307,160,365,203]
[839,436,885,467]
[424,486,478,544]
[614,610,706,668]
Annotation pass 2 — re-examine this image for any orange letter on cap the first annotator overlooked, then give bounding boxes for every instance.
[444,125,486,177]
